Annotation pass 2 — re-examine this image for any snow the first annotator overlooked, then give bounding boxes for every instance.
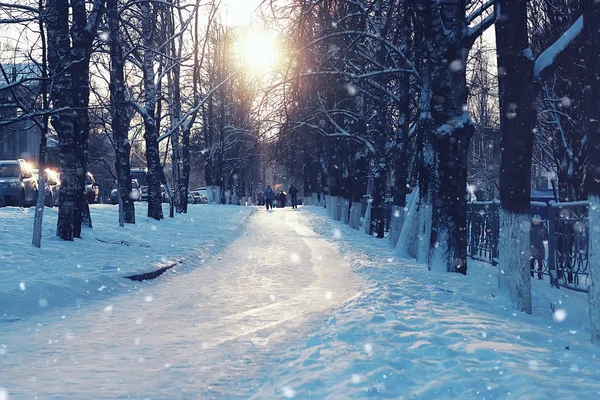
[1,206,600,398]
[534,15,583,80]
[0,203,253,321]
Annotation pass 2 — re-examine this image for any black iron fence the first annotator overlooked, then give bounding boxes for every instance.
[467,200,589,292]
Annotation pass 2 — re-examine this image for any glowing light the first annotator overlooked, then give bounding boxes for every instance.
[237,30,279,71]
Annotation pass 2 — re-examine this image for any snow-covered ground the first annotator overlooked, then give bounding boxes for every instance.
[0,203,253,321]
[1,205,599,399]
[255,206,598,399]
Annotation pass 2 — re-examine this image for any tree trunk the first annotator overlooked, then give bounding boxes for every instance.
[583,0,600,343]
[47,0,75,241]
[495,0,535,314]
[141,0,163,221]
[108,0,135,224]
[395,187,420,258]
[71,0,99,236]
[416,0,474,274]
[32,0,49,248]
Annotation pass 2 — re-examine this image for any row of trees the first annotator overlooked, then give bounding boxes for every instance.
[268,0,600,342]
[0,0,269,242]
[0,0,598,342]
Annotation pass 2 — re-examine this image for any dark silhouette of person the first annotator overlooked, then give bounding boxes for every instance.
[264,185,274,210]
[289,184,299,209]
[530,214,548,280]
[279,191,286,208]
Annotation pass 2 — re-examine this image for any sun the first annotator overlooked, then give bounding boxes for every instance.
[237,30,279,71]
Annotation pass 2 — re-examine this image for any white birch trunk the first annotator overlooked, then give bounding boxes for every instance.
[342,199,349,225]
[117,184,124,227]
[32,173,47,247]
[363,201,372,235]
[349,201,362,230]
[417,200,433,264]
[497,210,532,314]
[331,196,342,221]
[588,196,600,343]
[388,205,406,248]
[395,187,420,258]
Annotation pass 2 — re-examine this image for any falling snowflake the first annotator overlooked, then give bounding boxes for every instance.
[364,343,373,354]
[104,305,113,313]
[325,291,333,300]
[333,229,342,239]
[449,59,463,71]
[553,308,567,322]
[39,298,48,308]
[345,83,357,96]
[0,387,8,400]
[99,31,110,42]
[19,282,25,291]
[144,296,153,302]
[282,387,296,398]
[290,253,300,263]
[351,374,361,384]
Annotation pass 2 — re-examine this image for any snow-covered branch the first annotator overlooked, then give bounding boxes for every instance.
[534,15,583,81]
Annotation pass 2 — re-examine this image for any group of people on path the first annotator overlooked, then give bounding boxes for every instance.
[264,184,298,210]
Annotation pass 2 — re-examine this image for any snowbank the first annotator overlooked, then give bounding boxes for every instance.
[0,203,253,321]
[253,206,600,399]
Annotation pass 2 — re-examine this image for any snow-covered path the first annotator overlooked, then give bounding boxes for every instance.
[0,208,364,399]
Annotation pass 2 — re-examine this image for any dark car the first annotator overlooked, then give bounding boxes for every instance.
[32,168,60,207]
[0,159,38,207]
[85,172,99,203]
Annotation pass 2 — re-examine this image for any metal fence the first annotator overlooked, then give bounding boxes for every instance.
[467,200,589,292]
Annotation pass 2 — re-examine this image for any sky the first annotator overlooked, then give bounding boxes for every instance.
[222,0,264,26]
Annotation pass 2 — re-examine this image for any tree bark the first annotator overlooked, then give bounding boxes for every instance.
[47,0,76,241]
[583,0,600,343]
[495,0,535,314]
[32,0,49,248]
[108,0,135,224]
[416,0,474,274]
[141,0,164,220]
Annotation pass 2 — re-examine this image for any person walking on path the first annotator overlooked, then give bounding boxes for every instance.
[264,185,274,210]
[530,214,548,280]
[278,191,287,208]
[289,184,299,209]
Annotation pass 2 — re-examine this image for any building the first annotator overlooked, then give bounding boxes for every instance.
[0,64,58,166]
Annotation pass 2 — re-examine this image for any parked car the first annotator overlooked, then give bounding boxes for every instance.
[109,179,142,204]
[109,183,119,205]
[32,168,60,207]
[131,179,142,201]
[0,159,38,207]
[161,185,170,203]
[85,172,99,203]
[189,191,208,204]
[195,187,208,198]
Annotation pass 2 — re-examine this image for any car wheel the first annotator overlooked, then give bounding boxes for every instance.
[29,190,38,207]
[45,192,53,207]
